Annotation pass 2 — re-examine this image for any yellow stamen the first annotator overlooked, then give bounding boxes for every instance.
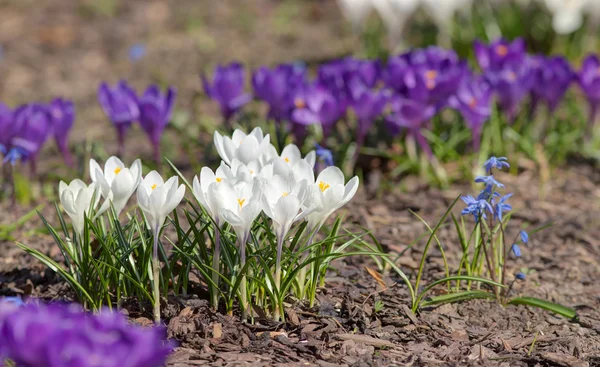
[284,157,290,163]
[237,198,246,208]
[496,45,508,56]
[114,167,122,175]
[468,98,477,108]
[250,169,255,174]
[151,184,157,190]
[318,181,330,192]
[282,192,289,197]
[216,177,222,183]
[425,70,438,80]
[294,98,306,109]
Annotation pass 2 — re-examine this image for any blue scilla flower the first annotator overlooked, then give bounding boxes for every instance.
[3,147,29,165]
[520,230,529,244]
[128,43,146,62]
[315,143,334,167]
[511,243,521,257]
[461,195,493,221]
[475,175,505,188]
[483,156,510,174]
[493,193,513,221]
[515,272,526,280]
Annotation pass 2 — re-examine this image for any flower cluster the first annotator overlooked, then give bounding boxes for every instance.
[201,38,597,158]
[98,81,176,162]
[0,99,74,170]
[0,301,174,367]
[461,156,530,282]
[193,127,359,318]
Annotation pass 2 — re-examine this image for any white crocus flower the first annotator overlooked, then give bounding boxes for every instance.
[544,0,589,34]
[421,0,471,44]
[136,170,185,323]
[372,0,420,50]
[192,166,232,224]
[136,171,186,239]
[59,179,101,238]
[90,156,142,217]
[277,144,316,168]
[214,127,272,165]
[305,167,360,233]
[337,0,374,32]
[218,178,263,319]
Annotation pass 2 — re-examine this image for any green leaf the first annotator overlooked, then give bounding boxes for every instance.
[414,276,504,311]
[420,291,496,308]
[507,297,577,319]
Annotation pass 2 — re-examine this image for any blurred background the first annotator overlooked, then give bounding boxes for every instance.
[0,0,599,184]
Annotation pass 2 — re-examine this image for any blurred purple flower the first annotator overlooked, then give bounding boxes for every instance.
[474,38,532,122]
[252,63,306,123]
[348,82,387,149]
[577,54,600,124]
[520,230,529,244]
[529,55,573,116]
[201,62,251,126]
[0,103,14,156]
[315,143,334,167]
[449,76,493,151]
[138,85,176,164]
[290,84,342,140]
[474,38,526,73]
[8,104,52,172]
[0,301,174,367]
[385,84,436,157]
[98,81,140,157]
[48,98,75,167]
[128,43,146,62]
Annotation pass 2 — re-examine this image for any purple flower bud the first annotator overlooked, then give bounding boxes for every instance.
[98,81,139,156]
[511,243,522,257]
[201,62,251,125]
[520,230,529,244]
[49,98,75,167]
[138,85,176,164]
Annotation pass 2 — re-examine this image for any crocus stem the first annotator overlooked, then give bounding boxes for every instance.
[211,225,221,310]
[273,233,285,321]
[589,103,599,126]
[238,232,249,321]
[153,144,161,168]
[297,228,318,301]
[8,163,16,209]
[152,231,161,323]
[60,144,75,168]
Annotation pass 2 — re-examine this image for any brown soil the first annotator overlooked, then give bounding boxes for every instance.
[1,1,599,366]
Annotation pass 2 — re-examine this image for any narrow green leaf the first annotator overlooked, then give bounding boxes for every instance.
[507,297,577,319]
[420,291,495,308]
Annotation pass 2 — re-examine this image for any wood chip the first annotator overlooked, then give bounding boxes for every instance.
[335,333,394,348]
[213,322,222,339]
[541,352,589,367]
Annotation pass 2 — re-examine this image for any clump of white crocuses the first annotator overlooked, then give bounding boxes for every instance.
[52,156,184,322]
[189,127,359,320]
[25,127,359,324]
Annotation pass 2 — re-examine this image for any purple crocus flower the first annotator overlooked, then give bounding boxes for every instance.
[529,55,573,116]
[474,38,526,73]
[386,92,436,157]
[474,38,532,122]
[138,85,176,164]
[348,81,387,149]
[252,63,306,123]
[290,84,342,141]
[577,54,600,124]
[344,58,381,88]
[48,98,75,167]
[0,103,13,156]
[383,53,412,94]
[98,81,140,157]
[0,301,174,367]
[201,62,251,126]
[448,76,493,151]
[8,104,52,173]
